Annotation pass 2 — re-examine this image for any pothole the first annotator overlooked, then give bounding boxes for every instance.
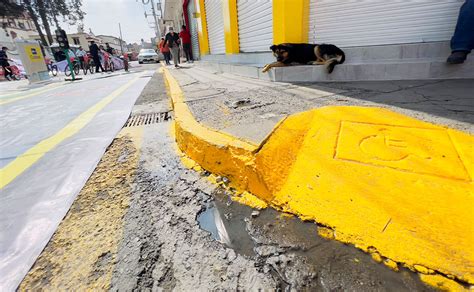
[196,186,434,291]
[197,191,256,258]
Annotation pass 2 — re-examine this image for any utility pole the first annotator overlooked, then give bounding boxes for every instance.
[118,22,124,54]
[141,0,162,38]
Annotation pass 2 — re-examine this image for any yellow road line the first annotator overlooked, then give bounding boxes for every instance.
[0,83,65,106]
[0,74,143,189]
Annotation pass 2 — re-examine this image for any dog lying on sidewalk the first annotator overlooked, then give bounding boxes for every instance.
[262,43,345,74]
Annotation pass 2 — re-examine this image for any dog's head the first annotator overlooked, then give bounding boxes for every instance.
[270,44,290,62]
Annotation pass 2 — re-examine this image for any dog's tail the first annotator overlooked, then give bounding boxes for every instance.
[326,52,345,74]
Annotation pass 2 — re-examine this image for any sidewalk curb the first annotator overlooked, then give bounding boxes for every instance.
[162,67,473,289]
[162,67,271,199]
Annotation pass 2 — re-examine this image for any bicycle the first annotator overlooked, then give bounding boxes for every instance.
[2,60,22,81]
[104,57,115,72]
[65,59,80,77]
[80,55,94,75]
[2,66,21,80]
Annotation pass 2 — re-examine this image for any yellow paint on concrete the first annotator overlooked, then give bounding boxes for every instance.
[162,67,474,288]
[273,0,310,44]
[163,67,266,198]
[268,107,473,285]
[0,82,64,105]
[419,274,467,291]
[383,259,399,272]
[223,0,240,54]
[231,191,268,210]
[195,0,210,55]
[20,127,143,290]
[317,226,335,240]
[0,74,143,189]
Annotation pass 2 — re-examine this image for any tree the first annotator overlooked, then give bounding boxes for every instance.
[2,0,85,47]
[20,0,86,46]
[36,0,54,45]
[40,0,85,44]
[0,0,24,17]
[22,0,49,46]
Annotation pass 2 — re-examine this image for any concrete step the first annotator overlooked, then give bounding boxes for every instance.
[198,56,474,82]
[198,41,474,82]
[201,41,453,64]
[343,41,452,62]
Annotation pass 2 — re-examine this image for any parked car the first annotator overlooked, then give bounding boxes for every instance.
[138,49,160,64]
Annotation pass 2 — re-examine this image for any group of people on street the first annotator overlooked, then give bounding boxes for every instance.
[87,42,116,73]
[50,42,116,74]
[158,25,193,68]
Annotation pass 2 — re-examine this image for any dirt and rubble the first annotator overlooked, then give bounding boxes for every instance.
[20,133,140,291]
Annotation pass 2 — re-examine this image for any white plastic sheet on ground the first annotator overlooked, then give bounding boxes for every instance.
[0,71,152,291]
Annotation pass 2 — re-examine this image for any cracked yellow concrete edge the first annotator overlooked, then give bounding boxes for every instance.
[162,67,474,289]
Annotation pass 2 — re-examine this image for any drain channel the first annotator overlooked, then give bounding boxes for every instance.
[124,112,172,127]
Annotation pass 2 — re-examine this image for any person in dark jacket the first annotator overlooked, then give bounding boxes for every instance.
[105,43,114,55]
[164,27,180,68]
[0,46,13,80]
[89,41,105,73]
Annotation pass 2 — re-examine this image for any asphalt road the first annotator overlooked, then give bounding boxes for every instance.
[0,63,158,290]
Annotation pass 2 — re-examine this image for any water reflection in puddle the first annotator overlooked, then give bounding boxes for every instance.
[197,197,256,257]
[197,204,231,245]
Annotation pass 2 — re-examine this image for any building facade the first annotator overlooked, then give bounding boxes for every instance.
[96,35,128,54]
[189,0,463,56]
[1,12,38,51]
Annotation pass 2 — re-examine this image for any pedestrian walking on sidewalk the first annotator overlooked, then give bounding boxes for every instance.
[164,27,180,68]
[0,46,13,81]
[179,25,193,63]
[447,0,474,64]
[89,41,105,73]
[159,37,171,65]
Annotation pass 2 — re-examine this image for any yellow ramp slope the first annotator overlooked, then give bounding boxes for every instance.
[262,107,473,284]
[164,67,473,285]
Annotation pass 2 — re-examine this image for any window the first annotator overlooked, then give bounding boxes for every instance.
[72,37,80,45]
[18,22,25,29]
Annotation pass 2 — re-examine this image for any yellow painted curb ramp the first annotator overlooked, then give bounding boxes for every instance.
[163,67,474,288]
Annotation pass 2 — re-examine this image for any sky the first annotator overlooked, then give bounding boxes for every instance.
[61,0,158,44]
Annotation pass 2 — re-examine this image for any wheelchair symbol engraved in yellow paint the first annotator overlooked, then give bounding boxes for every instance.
[359,129,431,162]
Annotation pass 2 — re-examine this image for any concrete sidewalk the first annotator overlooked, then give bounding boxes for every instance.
[169,65,472,144]
[165,64,473,290]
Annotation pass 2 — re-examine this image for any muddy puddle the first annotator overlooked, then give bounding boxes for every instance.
[197,187,434,291]
[197,194,256,257]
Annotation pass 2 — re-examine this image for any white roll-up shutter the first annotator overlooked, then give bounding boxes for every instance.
[205,0,225,54]
[188,0,200,60]
[309,0,463,47]
[237,0,273,52]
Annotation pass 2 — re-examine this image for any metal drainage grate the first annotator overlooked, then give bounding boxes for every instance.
[124,112,172,127]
